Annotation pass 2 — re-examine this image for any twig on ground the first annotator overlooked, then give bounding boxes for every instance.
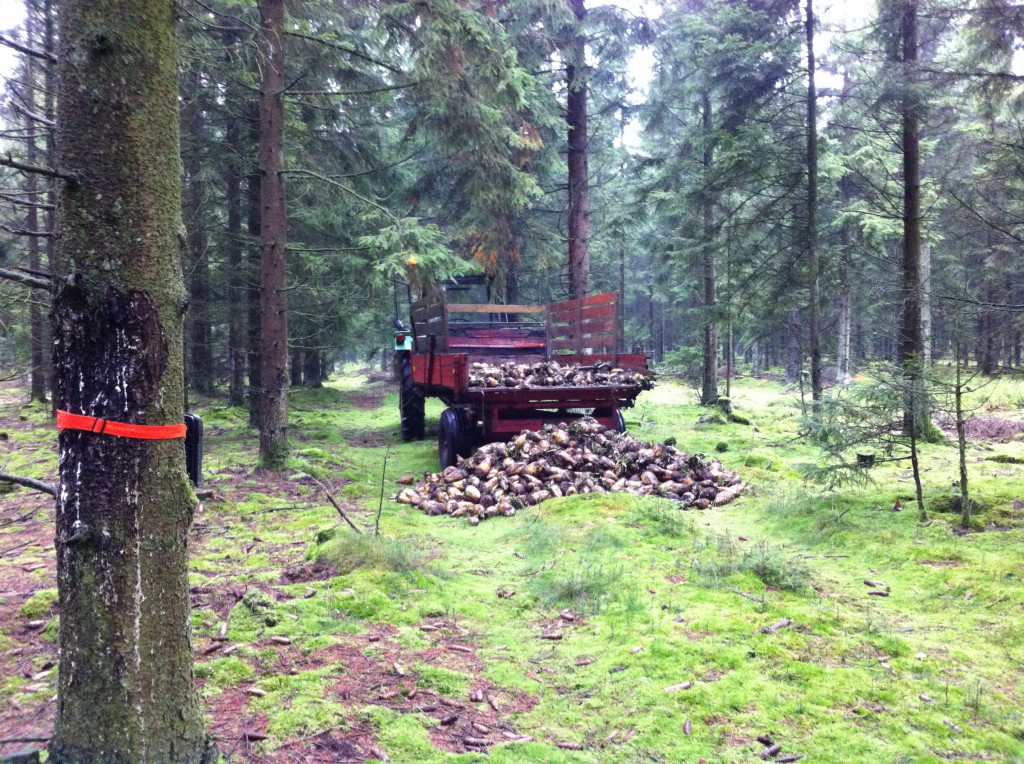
[0,538,38,557]
[0,735,51,744]
[0,509,41,529]
[0,471,56,497]
[307,476,362,534]
[727,586,766,604]
[274,726,340,749]
[376,441,392,537]
[255,503,316,514]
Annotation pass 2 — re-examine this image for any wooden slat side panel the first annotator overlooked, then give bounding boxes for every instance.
[549,303,616,326]
[450,337,547,349]
[582,291,618,307]
[410,353,468,392]
[550,340,616,353]
[548,319,616,339]
[573,353,648,369]
[547,291,616,314]
[411,301,445,322]
[447,322,546,332]
[446,303,546,314]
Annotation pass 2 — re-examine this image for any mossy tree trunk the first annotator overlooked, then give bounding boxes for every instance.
[49,0,214,761]
[257,0,289,468]
[700,91,718,406]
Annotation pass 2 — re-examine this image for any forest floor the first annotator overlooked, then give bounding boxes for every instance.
[2,370,1024,763]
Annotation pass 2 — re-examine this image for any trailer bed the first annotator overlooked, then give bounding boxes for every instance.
[399,289,650,462]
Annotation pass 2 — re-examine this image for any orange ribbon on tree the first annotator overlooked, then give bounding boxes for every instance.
[56,410,187,440]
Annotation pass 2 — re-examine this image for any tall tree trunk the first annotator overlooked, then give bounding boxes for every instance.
[246,114,262,428]
[43,0,56,411]
[185,170,213,395]
[700,91,718,405]
[303,348,322,388]
[565,0,589,299]
[50,0,214,760]
[899,0,927,436]
[921,243,932,365]
[805,0,821,408]
[290,349,302,387]
[786,306,802,384]
[257,0,288,467]
[25,0,47,403]
[225,99,245,406]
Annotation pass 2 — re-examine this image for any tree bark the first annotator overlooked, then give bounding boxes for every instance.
[786,306,801,384]
[565,0,589,300]
[899,0,928,436]
[257,0,289,468]
[246,111,262,428]
[225,89,245,407]
[184,110,213,395]
[805,0,821,409]
[49,0,214,760]
[290,349,302,387]
[25,0,47,403]
[921,243,932,365]
[700,91,718,405]
[836,116,854,386]
[303,349,322,387]
[43,0,56,411]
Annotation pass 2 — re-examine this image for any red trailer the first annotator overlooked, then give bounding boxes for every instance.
[394,281,649,467]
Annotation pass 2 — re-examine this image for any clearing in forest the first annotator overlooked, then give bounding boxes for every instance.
[2,373,1024,763]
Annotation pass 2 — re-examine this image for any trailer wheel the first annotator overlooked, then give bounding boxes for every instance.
[399,354,425,441]
[438,408,472,468]
[616,410,626,433]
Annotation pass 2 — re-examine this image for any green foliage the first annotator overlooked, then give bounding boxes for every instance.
[316,533,421,576]
[692,535,811,594]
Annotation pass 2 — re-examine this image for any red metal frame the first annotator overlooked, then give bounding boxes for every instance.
[407,292,649,442]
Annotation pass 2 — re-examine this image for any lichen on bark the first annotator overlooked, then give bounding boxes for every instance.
[49,0,214,761]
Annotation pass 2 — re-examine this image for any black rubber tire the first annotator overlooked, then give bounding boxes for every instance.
[615,410,626,433]
[399,353,425,441]
[438,408,472,468]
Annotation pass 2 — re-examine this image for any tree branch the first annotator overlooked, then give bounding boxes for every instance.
[306,476,363,534]
[0,33,57,63]
[0,472,57,497]
[0,222,53,238]
[0,152,77,184]
[284,31,401,74]
[0,268,52,290]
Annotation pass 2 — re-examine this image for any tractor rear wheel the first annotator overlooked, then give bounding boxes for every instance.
[438,408,472,468]
[399,353,425,441]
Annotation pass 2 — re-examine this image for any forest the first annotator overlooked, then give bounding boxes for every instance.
[0,0,1023,762]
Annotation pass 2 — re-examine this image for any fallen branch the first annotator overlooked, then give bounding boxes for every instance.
[307,476,362,534]
[760,618,793,635]
[727,586,766,604]
[375,441,392,536]
[0,472,56,497]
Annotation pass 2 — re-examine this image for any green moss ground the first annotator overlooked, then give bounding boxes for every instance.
[3,369,1024,762]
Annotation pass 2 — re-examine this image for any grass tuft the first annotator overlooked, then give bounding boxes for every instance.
[317,533,421,576]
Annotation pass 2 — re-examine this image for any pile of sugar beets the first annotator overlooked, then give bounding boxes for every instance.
[396,417,744,525]
[467,360,654,391]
